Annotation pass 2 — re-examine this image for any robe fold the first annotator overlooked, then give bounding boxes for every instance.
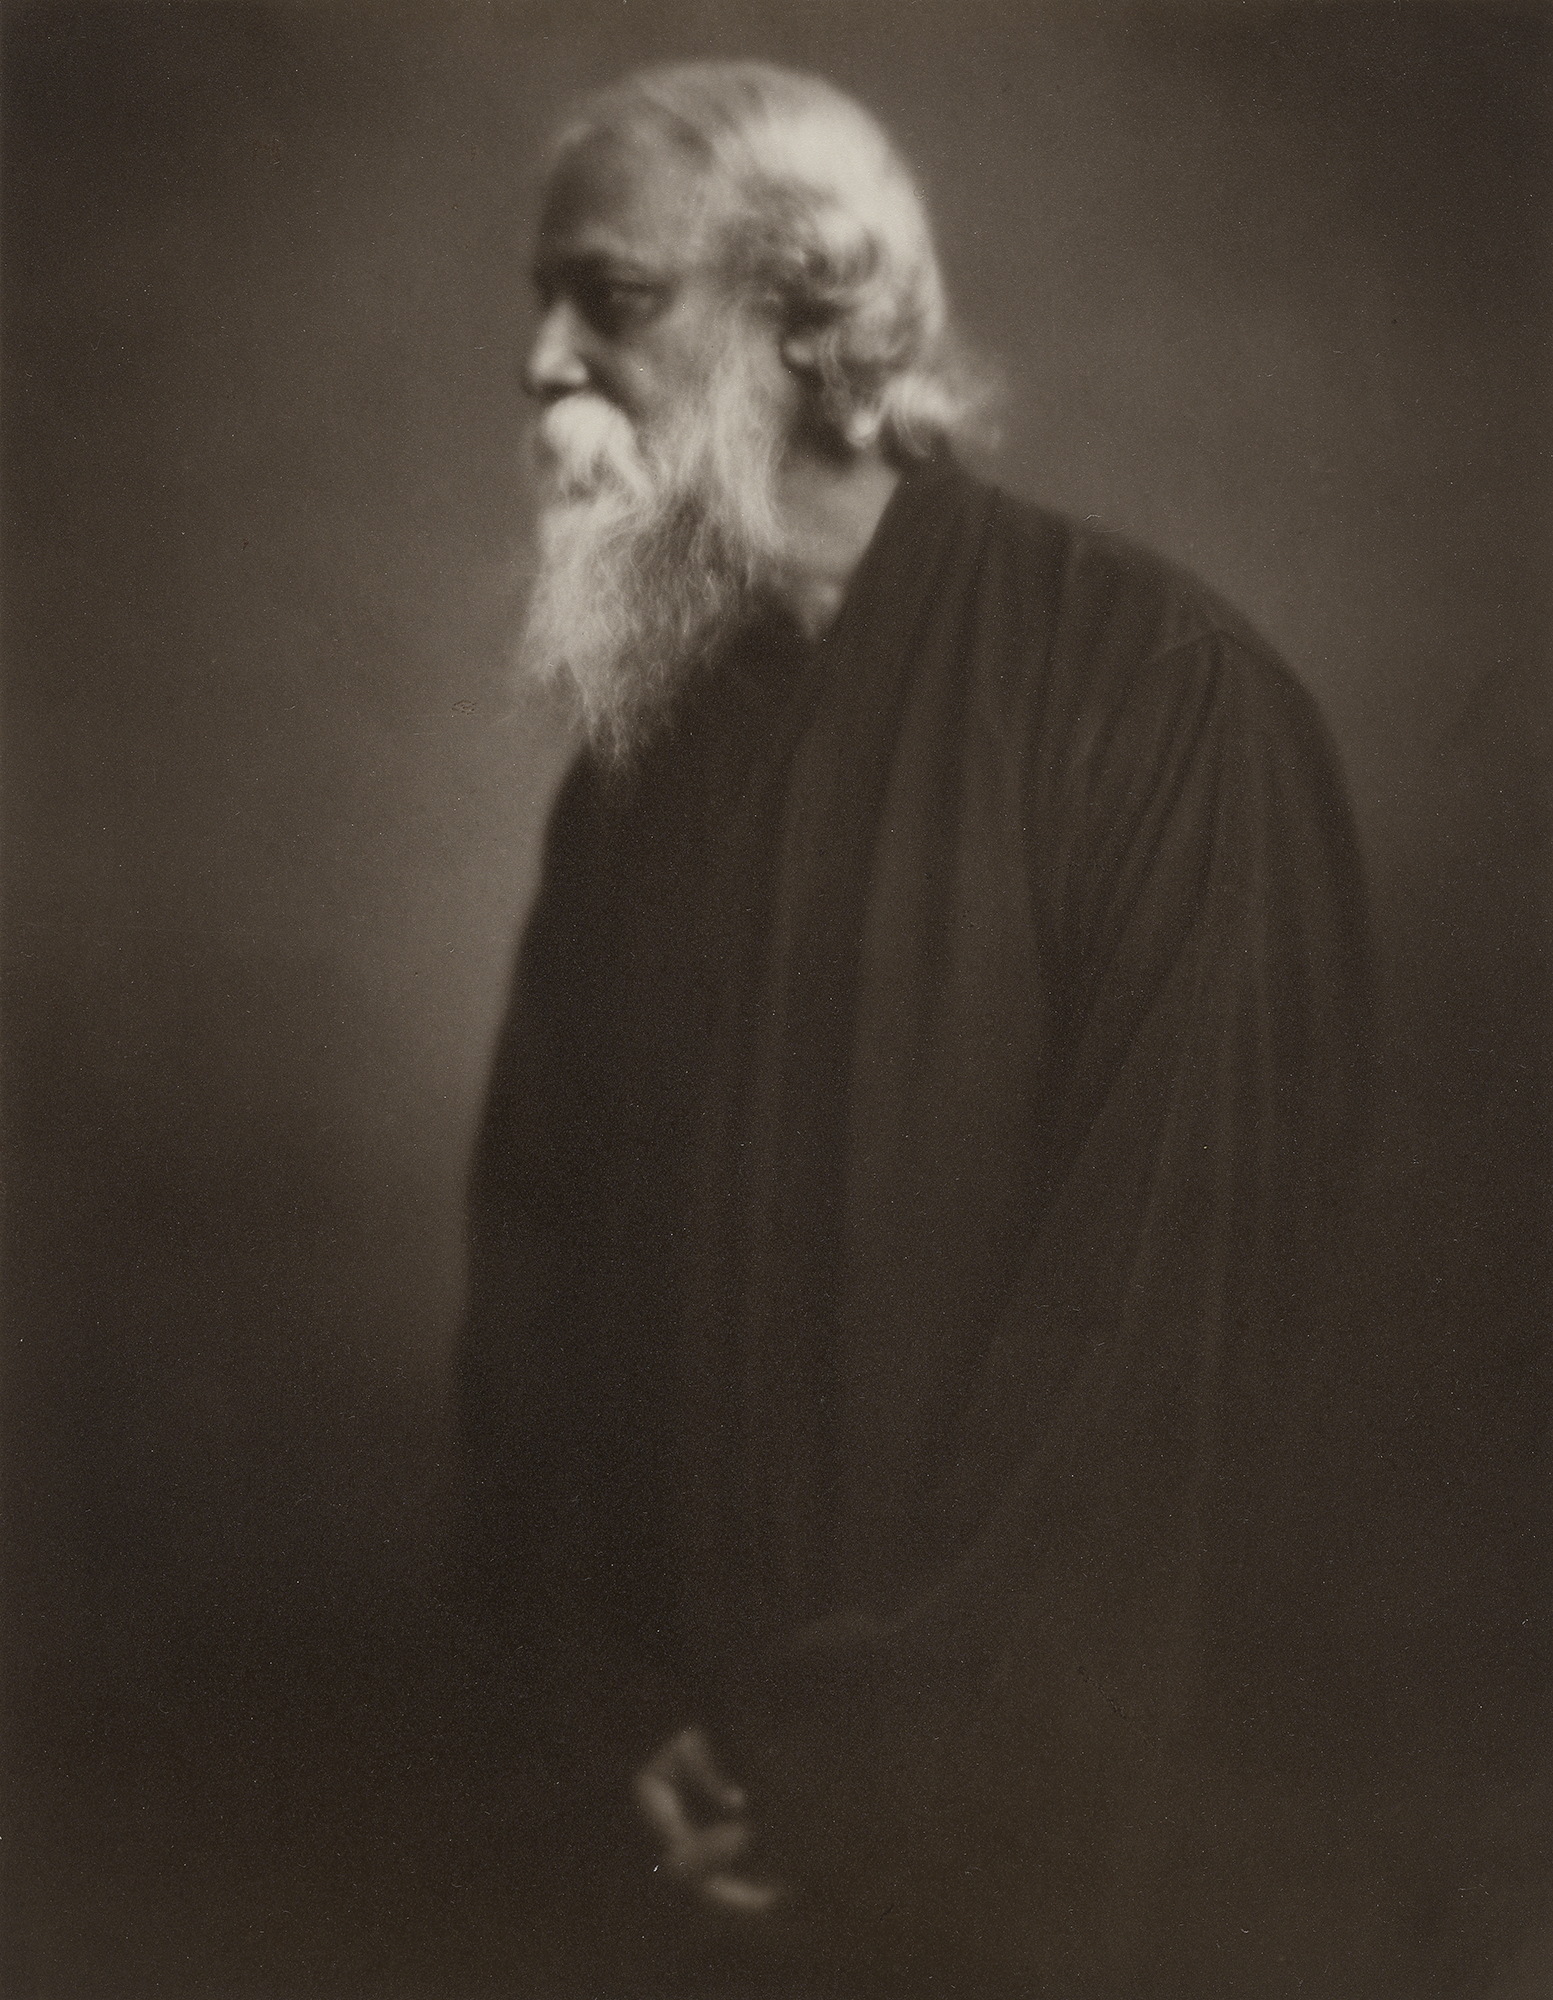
[457,455,1372,1992]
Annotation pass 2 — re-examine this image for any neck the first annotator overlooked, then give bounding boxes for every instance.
[767,445,901,640]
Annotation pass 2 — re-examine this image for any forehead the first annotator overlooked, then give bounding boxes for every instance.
[536,125,723,271]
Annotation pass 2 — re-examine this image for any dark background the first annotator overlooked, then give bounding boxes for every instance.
[4,3,1549,1993]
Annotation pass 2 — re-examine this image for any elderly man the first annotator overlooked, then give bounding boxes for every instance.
[456,60,1371,1996]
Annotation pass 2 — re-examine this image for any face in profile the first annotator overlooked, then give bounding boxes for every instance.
[515,125,798,761]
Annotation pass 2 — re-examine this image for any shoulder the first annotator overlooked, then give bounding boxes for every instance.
[916,469,1361,945]
[931,463,1335,780]
[945,462,1272,681]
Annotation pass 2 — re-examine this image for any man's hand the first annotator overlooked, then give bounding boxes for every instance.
[632,1725,784,1915]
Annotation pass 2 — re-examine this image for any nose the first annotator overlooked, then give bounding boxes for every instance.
[523,299,591,401]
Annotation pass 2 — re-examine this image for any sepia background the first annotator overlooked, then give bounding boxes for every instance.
[4,2,1549,1993]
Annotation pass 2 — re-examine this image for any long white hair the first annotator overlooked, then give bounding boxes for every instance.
[553,61,991,459]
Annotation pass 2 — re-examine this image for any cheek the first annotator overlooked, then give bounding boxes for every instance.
[615,359,666,422]
[720,329,803,435]
[648,305,773,408]
[579,356,669,441]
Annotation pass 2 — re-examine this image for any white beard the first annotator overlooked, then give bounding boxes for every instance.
[515,344,786,765]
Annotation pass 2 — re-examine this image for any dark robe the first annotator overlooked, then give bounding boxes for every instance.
[457,456,1372,1994]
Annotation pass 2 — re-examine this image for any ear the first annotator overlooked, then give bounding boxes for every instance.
[778,326,881,452]
[842,406,883,450]
[778,327,828,379]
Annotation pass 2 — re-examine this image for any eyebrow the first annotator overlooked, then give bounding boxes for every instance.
[531,248,671,291]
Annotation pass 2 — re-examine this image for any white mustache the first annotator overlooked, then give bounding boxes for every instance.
[534,393,655,503]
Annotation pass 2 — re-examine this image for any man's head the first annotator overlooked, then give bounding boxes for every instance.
[516,61,980,762]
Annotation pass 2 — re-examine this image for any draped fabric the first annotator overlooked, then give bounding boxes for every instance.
[457,457,1372,1992]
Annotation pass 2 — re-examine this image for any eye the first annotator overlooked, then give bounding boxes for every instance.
[571,271,671,340]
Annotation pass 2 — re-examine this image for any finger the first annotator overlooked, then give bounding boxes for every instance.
[664,1816,750,1883]
[634,1766,703,1855]
[672,1727,746,1814]
[701,1871,784,1916]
